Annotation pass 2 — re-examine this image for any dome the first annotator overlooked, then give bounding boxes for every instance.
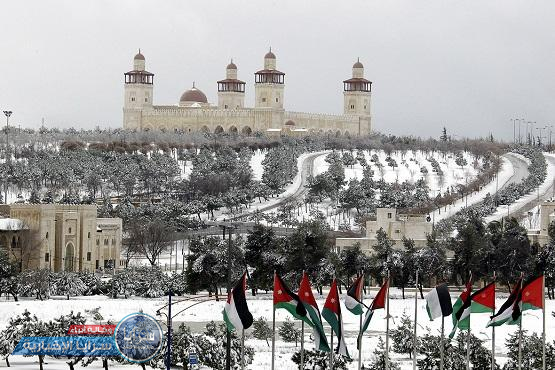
[227,60,237,70]
[285,120,295,126]
[180,86,208,103]
[265,48,276,59]
[134,50,145,60]
[353,58,363,68]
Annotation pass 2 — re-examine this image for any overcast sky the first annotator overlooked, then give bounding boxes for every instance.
[1,0,554,140]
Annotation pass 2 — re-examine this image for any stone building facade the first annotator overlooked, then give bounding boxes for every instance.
[528,200,555,246]
[123,49,372,136]
[336,208,433,254]
[0,204,122,272]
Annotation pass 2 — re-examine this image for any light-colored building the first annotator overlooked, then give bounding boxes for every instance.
[336,208,433,253]
[0,204,122,272]
[123,49,372,136]
[528,200,555,246]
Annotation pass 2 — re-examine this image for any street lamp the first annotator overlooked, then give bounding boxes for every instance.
[3,111,12,159]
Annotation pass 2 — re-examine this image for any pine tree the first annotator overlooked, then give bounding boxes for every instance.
[504,330,555,370]
[365,337,400,370]
[292,349,351,369]
[440,127,448,142]
[391,312,416,358]
[252,317,272,346]
[279,317,301,347]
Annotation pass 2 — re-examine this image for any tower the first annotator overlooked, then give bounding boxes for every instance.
[217,60,246,109]
[123,50,154,129]
[343,58,371,116]
[254,48,285,109]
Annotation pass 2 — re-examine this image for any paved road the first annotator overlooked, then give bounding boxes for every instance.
[501,153,530,190]
[228,150,328,221]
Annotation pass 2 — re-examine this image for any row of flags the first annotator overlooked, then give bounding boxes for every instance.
[224,271,546,369]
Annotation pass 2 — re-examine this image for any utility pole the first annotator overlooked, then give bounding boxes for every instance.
[3,111,12,205]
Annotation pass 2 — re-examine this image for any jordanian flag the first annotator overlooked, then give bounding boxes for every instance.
[449,278,472,339]
[487,277,522,327]
[322,279,350,358]
[345,275,364,315]
[521,275,544,312]
[358,279,388,348]
[298,272,330,352]
[223,272,253,332]
[273,273,308,323]
[425,283,453,321]
[471,281,496,313]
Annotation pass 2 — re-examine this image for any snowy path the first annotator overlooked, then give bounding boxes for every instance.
[431,153,521,222]
[223,151,330,221]
[485,152,555,223]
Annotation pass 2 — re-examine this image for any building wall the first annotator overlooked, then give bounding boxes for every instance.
[336,208,432,254]
[0,204,122,273]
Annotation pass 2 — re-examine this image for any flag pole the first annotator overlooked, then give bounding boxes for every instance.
[385,270,390,370]
[466,271,472,370]
[518,276,523,370]
[440,315,445,370]
[241,328,245,370]
[301,270,305,370]
[330,326,334,370]
[301,320,305,369]
[358,270,364,370]
[271,271,276,370]
[413,270,418,370]
[492,272,496,370]
[542,274,546,370]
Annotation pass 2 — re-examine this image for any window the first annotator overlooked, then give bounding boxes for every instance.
[387,212,392,219]
[95,260,99,269]
[45,253,49,262]
[224,104,228,109]
[395,229,401,234]
[112,238,116,245]
[144,98,148,102]
[87,252,91,261]
[131,97,135,102]
[88,232,91,239]
[262,98,266,102]
[46,232,49,239]
[96,239,100,246]
[275,98,279,102]
[350,104,355,109]
[104,239,108,246]
[364,105,367,109]
[68,227,72,234]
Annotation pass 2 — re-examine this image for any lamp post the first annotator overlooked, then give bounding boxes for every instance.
[512,118,516,144]
[3,111,11,205]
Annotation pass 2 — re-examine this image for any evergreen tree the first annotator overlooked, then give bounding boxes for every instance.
[292,349,351,369]
[365,337,400,370]
[391,312,416,358]
[450,213,488,283]
[440,127,448,142]
[245,224,283,294]
[252,317,272,346]
[503,330,555,370]
[0,250,19,301]
[279,317,301,347]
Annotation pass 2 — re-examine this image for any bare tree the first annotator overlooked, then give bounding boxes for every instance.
[127,220,173,266]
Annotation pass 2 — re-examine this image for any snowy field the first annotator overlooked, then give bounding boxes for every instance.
[1,288,551,369]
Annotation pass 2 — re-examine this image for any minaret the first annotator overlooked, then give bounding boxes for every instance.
[123,50,154,129]
[254,48,285,109]
[343,58,371,116]
[217,59,246,109]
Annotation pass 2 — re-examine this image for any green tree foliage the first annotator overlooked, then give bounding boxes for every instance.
[365,337,401,370]
[279,318,301,347]
[252,317,272,346]
[493,218,534,287]
[391,312,416,358]
[245,225,284,294]
[503,330,555,370]
[292,349,351,369]
[450,214,489,283]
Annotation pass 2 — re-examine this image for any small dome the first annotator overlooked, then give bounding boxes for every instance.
[353,58,363,68]
[285,120,295,126]
[227,61,237,70]
[180,86,208,103]
[134,50,145,60]
[265,48,276,59]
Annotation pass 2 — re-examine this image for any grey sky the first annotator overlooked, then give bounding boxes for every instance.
[1,0,554,140]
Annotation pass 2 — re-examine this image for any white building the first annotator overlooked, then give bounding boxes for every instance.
[123,49,372,136]
[336,208,433,254]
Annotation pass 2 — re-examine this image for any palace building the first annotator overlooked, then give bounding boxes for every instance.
[123,49,372,136]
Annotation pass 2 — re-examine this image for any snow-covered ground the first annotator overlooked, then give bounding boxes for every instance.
[1,288,550,369]
[431,155,514,223]
[485,152,555,224]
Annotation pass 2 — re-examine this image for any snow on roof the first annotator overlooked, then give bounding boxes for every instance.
[292,128,308,132]
[266,128,282,132]
[0,218,26,231]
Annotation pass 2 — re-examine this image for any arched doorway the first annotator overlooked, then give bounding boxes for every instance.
[215,125,224,134]
[200,125,210,133]
[241,126,252,135]
[229,126,238,134]
[65,243,75,272]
